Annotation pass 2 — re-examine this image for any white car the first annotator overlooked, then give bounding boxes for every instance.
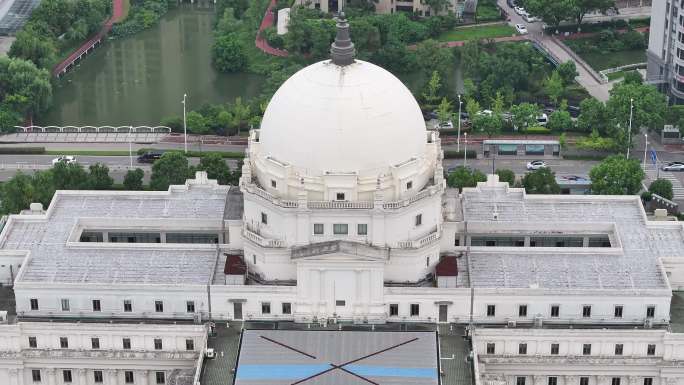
[437,120,454,130]
[536,113,548,126]
[515,24,528,34]
[523,13,539,23]
[514,6,525,15]
[662,162,684,171]
[205,348,216,359]
[51,156,76,166]
[526,160,547,170]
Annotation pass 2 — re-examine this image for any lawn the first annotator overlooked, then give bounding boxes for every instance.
[437,24,517,42]
[606,69,642,81]
[579,49,646,71]
[476,0,502,22]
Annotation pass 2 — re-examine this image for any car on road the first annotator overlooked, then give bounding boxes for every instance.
[515,24,528,34]
[137,151,163,163]
[526,160,547,170]
[523,13,539,22]
[422,110,438,121]
[662,162,684,171]
[514,6,525,15]
[436,120,454,130]
[51,156,76,166]
[536,113,548,126]
[205,348,216,359]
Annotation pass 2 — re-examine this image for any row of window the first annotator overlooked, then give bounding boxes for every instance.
[30,298,197,313]
[80,231,219,244]
[485,304,656,319]
[515,376,653,385]
[261,302,292,315]
[487,342,657,356]
[260,215,424,233]
[32,369,166,384]
[464,235,611,248]
[29,335,195,351]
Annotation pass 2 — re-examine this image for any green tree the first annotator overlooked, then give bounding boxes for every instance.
[230,97,251,133]
[421,71,443,111]
[88,163,113,190]
[436,97,453,125]
[607,82,667,135]
[52,162,89,190]
[160,116,183,133]
[212,34,247,72]
[0,172,34,214]
[423,0,452,13]
[216,8,243,35]
[415,39,453,78]
[150,152,191,191]
[577,97,608,134]
[123,168,145,190]
[495,169,516,186]
[525,0,576,29]
[510,103,540,130]
[195,153,232,185]
[547,104,573,132]
[0,56,53,117]
[623,71,643,85]
[649,179,674,200]
[522,168,560,194]
[465,97,481,122]
[544,71,564,105]
[572,0,615,29]
[30,170,55,208]
[556,61,578,86]
[473,113,502,137]
[447,166,486,191]
[589,155,644,195]
[186,111,210,134]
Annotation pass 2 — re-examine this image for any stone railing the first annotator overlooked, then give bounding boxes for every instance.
[396,227,440,249]
[243,228,285,248]
[308,200,374,209]
[291,240,390,260]
[15,349,198,360]
[479,355,661,365]
[242,183,298,208]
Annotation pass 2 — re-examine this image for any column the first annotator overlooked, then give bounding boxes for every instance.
[46,369,56,385]
[355,269,363,317]
[138,370,149,385]
[106,369,118,385]
[598,376,610,385]
[8,369,18,385]
[629,377,639,385]
[565,376,578,385]
[318,269,326,318]
[78,369,86,385]
[534,375,545,385]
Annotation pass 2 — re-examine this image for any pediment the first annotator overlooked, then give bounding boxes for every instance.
[291,240,389,262]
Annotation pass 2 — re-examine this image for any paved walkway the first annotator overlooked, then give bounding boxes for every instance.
[643,165,684,201]
[255,0,288,57]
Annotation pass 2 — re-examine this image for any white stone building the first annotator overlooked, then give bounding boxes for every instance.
[0,15,683,385]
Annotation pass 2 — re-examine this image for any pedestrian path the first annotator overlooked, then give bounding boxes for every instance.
[643,165,684,201]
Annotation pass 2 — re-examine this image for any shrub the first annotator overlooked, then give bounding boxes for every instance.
[524,126,551,134]
[495,169,515,186]
[641,191,652,202]
[0,147,45,154]
[649,179,674,200]
[444,150,477,159]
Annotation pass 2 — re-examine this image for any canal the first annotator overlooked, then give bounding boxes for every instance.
[40,4,265,126]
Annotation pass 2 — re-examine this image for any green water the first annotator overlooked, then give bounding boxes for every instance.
[40,4,265,126]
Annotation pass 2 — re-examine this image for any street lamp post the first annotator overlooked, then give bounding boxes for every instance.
[642,133,648,170]
[128,126,133,168]
[182,93,188,154]
[627,97,633,159]
[463,132,468,167]
[457,94,462,153]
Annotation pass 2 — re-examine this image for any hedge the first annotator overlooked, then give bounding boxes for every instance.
[444,150,477,159]
[524,126,551,134]
[136,148,245,159]
[0,147,46,154]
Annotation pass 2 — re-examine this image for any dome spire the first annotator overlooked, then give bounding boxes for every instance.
[330,12,355,66]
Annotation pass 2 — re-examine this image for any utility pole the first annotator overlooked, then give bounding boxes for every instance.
[627,98,633,159]
[642,133,648,170]
[463,132,468,167]
[457,94,462,153]
[128,126,133,168]
[182,93,188,154]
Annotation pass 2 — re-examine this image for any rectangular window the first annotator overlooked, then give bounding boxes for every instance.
[155,300,164,313]
[271,180,277,188]
[60,337,68,349]
[486,343,495,354]
[644,379,653,385]
[336,300,346,306]
[187,301,195,313]
[314,223,324,235]
[548,377,558,385]
[454,236,460,246]
[156,372,166,384]
[336,193,345,201]
[410,303,419,316]
[550,343,559,355]
[518,343,527,355]
[91,337,100,349]
[282,302,292,314]
[551,305,559,317]
[125,371,134,384]
[615,344,624,355]
[186,339,195,351]
[60,299,70,312]
[614,305,623,318]
[32,369,41,382]
[333,224,348,235]
[518,305,528,317]
[262,302,271,314]
[415,214,422,226]
[30,298,39,310]
[94,371,103,383]
[517,377,526,385]
[28,336,37,348]
[123,300,132,312]
[154,338,163,350]
[357,224,368,235]
[63,370,72,383]
[582,305,592,318]
[582,344,591,355]
[647,305,656,318]
[612,378,621,385]
[487,305,496,317]
[647,344,656,356]
[389,303,399,316]
[261,212,268,225]
[406,181,413,190]
[92,299,101,312]
[580,378,589,385]
[123,338,131,350]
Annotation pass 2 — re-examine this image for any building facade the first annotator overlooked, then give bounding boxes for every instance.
[295,0,468,16]
[646,0,683,102]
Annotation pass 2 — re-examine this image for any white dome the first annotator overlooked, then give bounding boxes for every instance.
[259,59,426,174]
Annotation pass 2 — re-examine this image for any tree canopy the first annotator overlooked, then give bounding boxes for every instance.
[522,168,560,194]
[150,152,191,191]
[589,155,644,195]
[447,166,486,191]
[648,179,673,201]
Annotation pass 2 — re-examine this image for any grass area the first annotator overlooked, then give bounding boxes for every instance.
[476,0,502,22]
[437,23,516,42]
[606,69,642,81]
[121,0,131,20]
[579,49,646,71]
[45,150,245,158]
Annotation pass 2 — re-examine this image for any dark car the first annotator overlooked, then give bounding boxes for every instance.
[567,105,581,118]
[422,110,438,121]
[137,152,163,163]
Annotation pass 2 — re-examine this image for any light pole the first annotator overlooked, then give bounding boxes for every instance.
[642,133,648,170]
[627,97,633,159]
[182,93,188,154]
[457,94,462,153]
[463,132,468,167]
[128,126,133,168]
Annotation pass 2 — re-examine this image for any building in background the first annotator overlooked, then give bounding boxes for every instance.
[294,0,472,16]
[646,0,682,102]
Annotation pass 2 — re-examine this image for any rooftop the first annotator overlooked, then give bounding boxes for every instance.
[671,291,684,333]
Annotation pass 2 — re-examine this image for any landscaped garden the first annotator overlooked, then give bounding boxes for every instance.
[437,23,517,42]
[563,29,647,71]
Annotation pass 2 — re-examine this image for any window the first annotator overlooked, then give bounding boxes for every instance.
[156,372,166,384]
[336,300,346,306]
[109,232,160,243]
[314,224,324,235]
[63,370,72,383]
[582,344,591,355]
[125,371,134,384]
[123,338,131,350]
[406,181,413,190]
[253,255,257,265]
[582,305,592,318]
[644,379,653,385]
[155,300,164,313]
[154,338,163,350]
[551,305,559,318]
[94,371,103,383]
[333,224,348,235]
[123,300,132,312]
[518,305,528,317]
[30,298,38,310]
[91,337,100,349]
[389,303,399,316]
[548,377,558,385]
[410,303,420,316]
[615,344,623,355]
[647,305,656,318]
[186,339,195,351]
[517,377,526,385]
[282,302,292,314]
[518,343,527,355]
[92,299,101,312]
[647,344,656,356]
[60,337,68,349]
[166,233,219,244]
[550,343,559,355]
[612,378,621,385]
[357,224,368,235]
[580,378,589,385]
[454,236,460,246]
[187,301,195,313]
[32,369,41,382]
[271,180,277,188]
[426,257,430,267]
[415,214,422,226]
[486,305,496,317]
[261,212,268,225]
[261,302,271,314]
[28,336,37,348]
[336,193,345,201]
[486,343,495,354]
[60,299,70,312]
[613,305,623,318]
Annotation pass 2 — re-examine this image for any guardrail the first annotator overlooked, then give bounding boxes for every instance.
[0,163,152,172]
[599,62,647,83]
